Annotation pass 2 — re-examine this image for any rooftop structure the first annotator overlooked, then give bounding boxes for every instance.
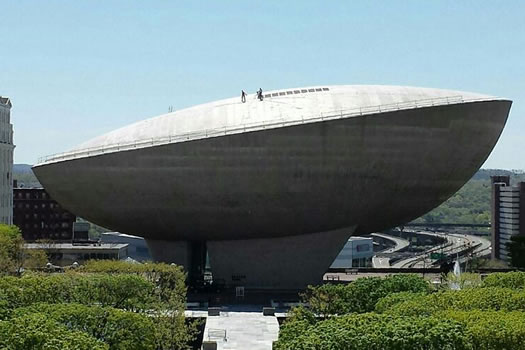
[33,85,511,288]
[25,242,129,266]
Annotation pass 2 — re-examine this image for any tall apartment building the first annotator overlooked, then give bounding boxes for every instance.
[0,97,14,224]
[491,175,525,261]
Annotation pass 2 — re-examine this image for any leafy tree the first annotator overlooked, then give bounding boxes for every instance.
[482,271,525,289]
[0,273,155,313]
[0,224,48,274]
[13,303,155,350]
[302,274,431,316]
[0,312,108,350]
[81,260,200,350]
[275,313,471,350]
[381,287,525,316]
[441,310,525,350]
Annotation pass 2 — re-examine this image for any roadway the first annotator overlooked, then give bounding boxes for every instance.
[371,233,410,268]
[391,230,491,268]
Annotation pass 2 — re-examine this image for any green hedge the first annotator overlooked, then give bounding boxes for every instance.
[81,260,187,304]
[0,312,108,350]
[303,274,431,315]
[439,310,525,350]
[13,303,155,350]
[381,287,525,316]
[0,273,155,315]
[481,271,525,289]
[275,313,471,350]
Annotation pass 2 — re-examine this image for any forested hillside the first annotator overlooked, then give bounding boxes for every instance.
[414,169,525,225]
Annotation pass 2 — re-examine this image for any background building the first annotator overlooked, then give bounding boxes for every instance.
[101,232,151,261]
[13,186,76,241]
[491,176,525,262]
[331,237,374,268]
[25,242,128,266]
[0,97,14,225]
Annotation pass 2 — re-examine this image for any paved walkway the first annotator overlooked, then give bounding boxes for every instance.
[202,311,279,350]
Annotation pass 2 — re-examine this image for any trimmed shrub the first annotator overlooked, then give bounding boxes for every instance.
[304,274,431,315]
[275,313,471,350]
[440,310,525,350]
[382,287,525,316]
[482,271,525,289]
[374,291,425,313]
[0,312,108,350]
[0,273,155,315]
[13,303,155,350]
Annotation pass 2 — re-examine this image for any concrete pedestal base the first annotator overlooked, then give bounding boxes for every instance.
[145,239,193,267]
[207,227,356,289]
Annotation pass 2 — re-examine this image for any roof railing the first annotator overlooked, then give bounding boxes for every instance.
[36,95,486,165]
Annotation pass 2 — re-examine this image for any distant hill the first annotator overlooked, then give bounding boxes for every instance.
[13,164,33,174]
[414,168,525,228]
[471,169,525,182]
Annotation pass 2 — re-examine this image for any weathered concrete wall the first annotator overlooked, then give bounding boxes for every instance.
[34,100,511,243]
[207,227,356,289]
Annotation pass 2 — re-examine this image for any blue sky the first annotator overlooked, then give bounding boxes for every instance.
[1,1,524,168]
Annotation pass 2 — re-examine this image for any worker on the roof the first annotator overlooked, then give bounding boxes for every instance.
[241,90,247,103]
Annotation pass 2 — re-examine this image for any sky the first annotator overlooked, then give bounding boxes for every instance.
[1,1,524,169]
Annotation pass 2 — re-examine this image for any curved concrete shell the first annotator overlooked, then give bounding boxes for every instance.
[33,85,511,288]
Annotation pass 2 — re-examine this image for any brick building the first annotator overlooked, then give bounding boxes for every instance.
[13,187,76,241]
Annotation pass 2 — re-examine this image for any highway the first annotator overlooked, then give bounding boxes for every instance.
[371,233,410,268]
[391,230,491,268]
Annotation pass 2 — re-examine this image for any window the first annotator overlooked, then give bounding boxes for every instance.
[301,89,307,93]
[279,92,285,96]
[308,89,315,92]
[272,93,278,97]
[322,87,329,91]
[294,90,300,94]
[356,244,370,252]
[286,91,293,95]
[315,88,322,91]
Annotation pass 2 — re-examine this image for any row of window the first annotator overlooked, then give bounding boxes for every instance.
[17,214,72,223]
[14,202,60,210]
[263,87,330,99]
[15,192,48,199]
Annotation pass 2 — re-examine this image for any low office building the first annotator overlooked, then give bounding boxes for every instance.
[25,242,128,266]
[331,236,374,268]
[101,232,151,261]
[0,97,14,225]
[13,187,76,241]
[491,175,525,262]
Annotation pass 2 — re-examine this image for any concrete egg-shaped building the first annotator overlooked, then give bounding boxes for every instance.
[33,85,511,288]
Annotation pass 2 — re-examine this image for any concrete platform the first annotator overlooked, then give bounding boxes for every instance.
[202,311,279,350]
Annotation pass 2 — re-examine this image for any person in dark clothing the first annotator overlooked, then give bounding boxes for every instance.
[257,88,263,101]
[241,90,247,103]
